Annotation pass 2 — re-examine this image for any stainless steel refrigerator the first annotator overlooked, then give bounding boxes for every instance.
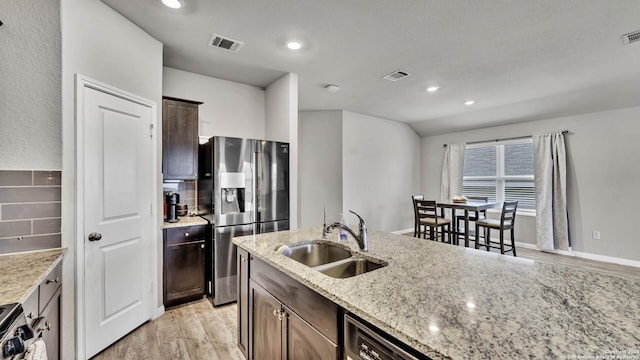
[198,136,289,306]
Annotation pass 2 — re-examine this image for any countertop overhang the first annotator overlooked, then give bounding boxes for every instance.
[233,227,640,359]
[0,248,66,305]
[162,215,209,229]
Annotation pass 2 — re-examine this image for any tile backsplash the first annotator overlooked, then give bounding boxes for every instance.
[163,180,197,214]
[0,170,62,254]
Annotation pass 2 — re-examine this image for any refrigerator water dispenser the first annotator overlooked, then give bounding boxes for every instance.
[220,172,246,214]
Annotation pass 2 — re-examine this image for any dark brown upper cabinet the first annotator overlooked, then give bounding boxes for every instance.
[162,97,203,180]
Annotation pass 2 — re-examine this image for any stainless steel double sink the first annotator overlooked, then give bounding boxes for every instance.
[281,242,387,278]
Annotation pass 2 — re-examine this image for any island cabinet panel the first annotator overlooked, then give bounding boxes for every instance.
[249,281,282,360]
[162,97,201,180]
[237,248,250,358]
[249,280,339,360]
[285,305,339,360]
[250,257,339,343]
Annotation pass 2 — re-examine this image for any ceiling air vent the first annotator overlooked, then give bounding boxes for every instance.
[383,70,410,82]
[622,30,640,45]
[209,33,244,52]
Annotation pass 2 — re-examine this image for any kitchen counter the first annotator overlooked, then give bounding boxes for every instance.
[233,227,640,359]
[0,248,65,305]
[162,215,209,229]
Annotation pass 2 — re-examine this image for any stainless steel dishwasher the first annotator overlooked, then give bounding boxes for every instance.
[344,314,429,360]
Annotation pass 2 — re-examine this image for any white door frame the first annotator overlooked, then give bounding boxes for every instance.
[75,74,159,359]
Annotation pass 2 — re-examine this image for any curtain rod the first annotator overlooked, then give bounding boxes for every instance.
[443,130,570,147]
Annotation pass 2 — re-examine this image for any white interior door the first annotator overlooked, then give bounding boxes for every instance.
[82,85,154,358]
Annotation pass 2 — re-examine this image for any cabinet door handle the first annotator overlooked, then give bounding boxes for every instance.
[45,277,59,285]
[184,232,190,237]
[277,310,286,321]
[200,244,205,249]
[273,309,278,317]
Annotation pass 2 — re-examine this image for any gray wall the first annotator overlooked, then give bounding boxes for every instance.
[265,73,299,228]
[163,67,266,139]
[343,111,421,232]
[299,110,421,232]
[421,105,640,262]
[0,0,61,170]
[298,111,343,227]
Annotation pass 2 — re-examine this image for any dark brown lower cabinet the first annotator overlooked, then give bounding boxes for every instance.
[164,226,206,307]
[249,280,338,360]
[285,306,338,359]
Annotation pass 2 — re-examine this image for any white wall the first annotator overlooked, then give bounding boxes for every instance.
[61,0,163,358]
[163,67,266,139]
[421,106,640,262]
[0,0,61,170]
[342,111,421,232]
[298,111,343,227]
[265,73,299,228]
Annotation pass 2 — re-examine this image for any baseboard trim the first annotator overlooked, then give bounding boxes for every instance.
[392,228,414,235]
[515,241,640,268]
[153,305,165,320]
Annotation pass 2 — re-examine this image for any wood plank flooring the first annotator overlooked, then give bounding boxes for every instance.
[91,241,638,360]
[91,300,244,360]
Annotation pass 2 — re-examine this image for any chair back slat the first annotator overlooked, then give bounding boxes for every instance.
[500,201,518,228]
[414,199,439,219]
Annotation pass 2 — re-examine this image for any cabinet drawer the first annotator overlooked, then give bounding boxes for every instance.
[39,261,62,313]
[165,225,206,245]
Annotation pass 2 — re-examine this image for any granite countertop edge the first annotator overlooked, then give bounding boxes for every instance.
[162,216,210,229]
[0,248,67,305]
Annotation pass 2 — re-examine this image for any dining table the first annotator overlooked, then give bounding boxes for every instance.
[437,199,500,247]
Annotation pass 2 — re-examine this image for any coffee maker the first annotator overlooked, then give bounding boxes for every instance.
[165,192,180,223]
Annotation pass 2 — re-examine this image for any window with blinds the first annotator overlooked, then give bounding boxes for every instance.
[462,139,536,210]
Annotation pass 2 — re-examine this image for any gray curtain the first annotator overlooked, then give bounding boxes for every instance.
[533,133,569,250]
[440,143,465,200]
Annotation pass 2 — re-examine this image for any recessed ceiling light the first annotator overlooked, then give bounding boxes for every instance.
[426,86,440,92]
[464,100,475,106]
[161,0,184,9]
[286,41,303,50]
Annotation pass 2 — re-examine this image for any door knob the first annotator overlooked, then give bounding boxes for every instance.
[88,232,102,241]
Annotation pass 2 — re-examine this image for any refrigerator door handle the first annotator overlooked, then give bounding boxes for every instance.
[251,148,258,225]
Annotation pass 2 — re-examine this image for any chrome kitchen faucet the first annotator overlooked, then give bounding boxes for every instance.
[323,208,368,252]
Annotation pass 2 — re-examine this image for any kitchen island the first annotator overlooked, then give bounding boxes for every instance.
[233,227,640,359]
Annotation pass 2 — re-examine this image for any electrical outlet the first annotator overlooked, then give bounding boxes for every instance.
[592,231,601,240]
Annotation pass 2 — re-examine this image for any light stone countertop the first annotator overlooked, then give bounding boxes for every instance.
[0,248,66,305]
[162,215,209,229]
[233,227,640,360]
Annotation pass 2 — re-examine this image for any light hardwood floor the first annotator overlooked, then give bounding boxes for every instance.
[91,242,639,360]
[91,299,244,360]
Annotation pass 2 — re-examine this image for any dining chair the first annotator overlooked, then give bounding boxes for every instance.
[455,196,488,246]
[414,199,452,243]
[475,201,518,256]
[411,195,425,237]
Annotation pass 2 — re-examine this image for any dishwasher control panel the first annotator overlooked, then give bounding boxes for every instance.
[344,313,430,360]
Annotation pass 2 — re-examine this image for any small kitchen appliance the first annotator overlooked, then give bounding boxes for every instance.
[165,192,180,223]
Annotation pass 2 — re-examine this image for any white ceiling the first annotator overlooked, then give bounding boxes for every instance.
[101,0,640,136]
